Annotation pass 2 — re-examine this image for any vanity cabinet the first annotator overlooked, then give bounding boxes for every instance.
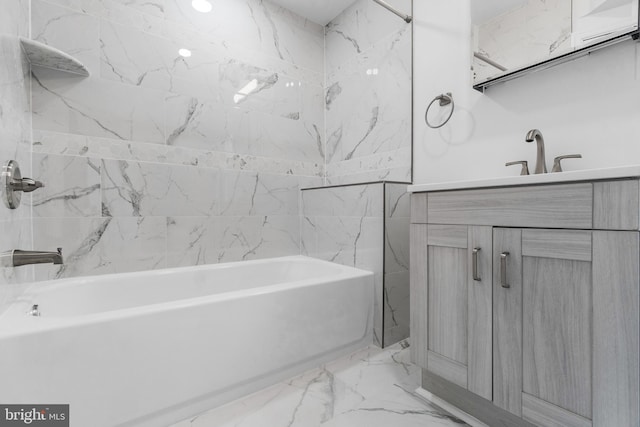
[410,180,640,427]
[418,225,492,400]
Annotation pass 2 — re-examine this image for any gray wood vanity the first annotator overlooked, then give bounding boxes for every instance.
[409,171,640,427]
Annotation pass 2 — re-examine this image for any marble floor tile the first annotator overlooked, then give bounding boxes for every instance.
[171,342,468,427]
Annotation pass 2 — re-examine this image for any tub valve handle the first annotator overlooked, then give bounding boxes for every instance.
[3,160,45,209]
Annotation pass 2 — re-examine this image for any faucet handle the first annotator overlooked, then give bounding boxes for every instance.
[552,154,582,172]
[505,160,530,176]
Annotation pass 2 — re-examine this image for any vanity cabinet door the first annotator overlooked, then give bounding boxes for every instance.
[520,229,593,426]
[494,228,594,425]
[419,225,492,400]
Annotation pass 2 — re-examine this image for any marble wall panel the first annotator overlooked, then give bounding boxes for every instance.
[301,183,385,346]
[220,172,300,217]
[301,184,384,217]
[300,181,410,348]
[325,0,412,74]
[324,0,412,184]
[164,95,246,153]
[15,0,409,353]
[32,216,167,280]
[32,130,324,177]
[101,159,219,217]
[383,183,410,347]
[32,68,166,144]
[30,153,101,217]
[26,0,325,282]
[0,1,34,315]
[216,215,300,263]
[166,216,220,268]
[383,270,410,346]
[31,0,101,72]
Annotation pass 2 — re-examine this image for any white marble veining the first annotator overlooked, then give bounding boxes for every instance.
[32,68,166,144]
[221,172,301,216]
[32,130,323,177]
[302,184,384,217]
[325,0,412,183]
[30,0,100,71]
[30,153,101,217]
[24,0,411,287]
[383,183,410,347]
[0,1,34,314]
[407,165,640,193]
[32,216,167,281]
[24,0,327,281]
[216,215,300,263]
[325,0,412,73]
[301,182,410,348]
[101,159,219,217]
[171,342,468,427]
[325,147,412,185]
[302,183,385,345]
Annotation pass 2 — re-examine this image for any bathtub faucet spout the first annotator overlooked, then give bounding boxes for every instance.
[0,248,63,267]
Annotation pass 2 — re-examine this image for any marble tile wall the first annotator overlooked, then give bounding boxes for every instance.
[301,182,410,347]
[383,183,410,347]
[301,183,385,345]
[324,0,412,185]
[0,1,35,315]
[28,0,325,281]
[2,0,413,339]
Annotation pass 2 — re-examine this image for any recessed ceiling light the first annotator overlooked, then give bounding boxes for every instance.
[192,0,212,13]
[178,48,192,58]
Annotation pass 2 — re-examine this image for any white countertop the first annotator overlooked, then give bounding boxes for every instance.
[407,165,640,193]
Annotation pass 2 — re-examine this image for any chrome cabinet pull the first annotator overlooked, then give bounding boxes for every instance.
[500,252,510,288]
[472,247,481,281]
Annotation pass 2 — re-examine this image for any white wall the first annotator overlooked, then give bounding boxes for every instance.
[413,0,640,184]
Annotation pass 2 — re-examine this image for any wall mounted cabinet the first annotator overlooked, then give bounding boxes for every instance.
[410,179,640,427]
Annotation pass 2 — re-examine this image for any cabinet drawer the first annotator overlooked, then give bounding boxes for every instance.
[427,183,593,229]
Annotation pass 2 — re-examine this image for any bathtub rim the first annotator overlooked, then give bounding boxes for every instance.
[0,256,373,338]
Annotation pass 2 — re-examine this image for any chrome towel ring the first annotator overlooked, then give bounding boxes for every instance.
[425,92,454,129]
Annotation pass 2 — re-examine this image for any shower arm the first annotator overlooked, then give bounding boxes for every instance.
[371,0,412,23]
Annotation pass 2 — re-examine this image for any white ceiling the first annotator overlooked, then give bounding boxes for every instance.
[269,0,359,26]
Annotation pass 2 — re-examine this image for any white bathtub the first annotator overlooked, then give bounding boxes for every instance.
[0,256,373,427]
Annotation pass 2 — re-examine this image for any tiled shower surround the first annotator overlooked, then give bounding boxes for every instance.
[0,0,33,308]
[301,183,410,347]
[25,0,412,281]
[0,0,412,342]
[325,0,412,185]
[28,0,325,280]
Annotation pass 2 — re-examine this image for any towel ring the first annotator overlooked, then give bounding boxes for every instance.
[425,92,454,129]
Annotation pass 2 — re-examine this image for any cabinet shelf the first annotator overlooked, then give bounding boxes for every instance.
[19,38,90,77]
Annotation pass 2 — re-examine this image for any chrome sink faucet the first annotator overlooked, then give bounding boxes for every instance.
[525,129,547,174]
[0,248,63,267]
